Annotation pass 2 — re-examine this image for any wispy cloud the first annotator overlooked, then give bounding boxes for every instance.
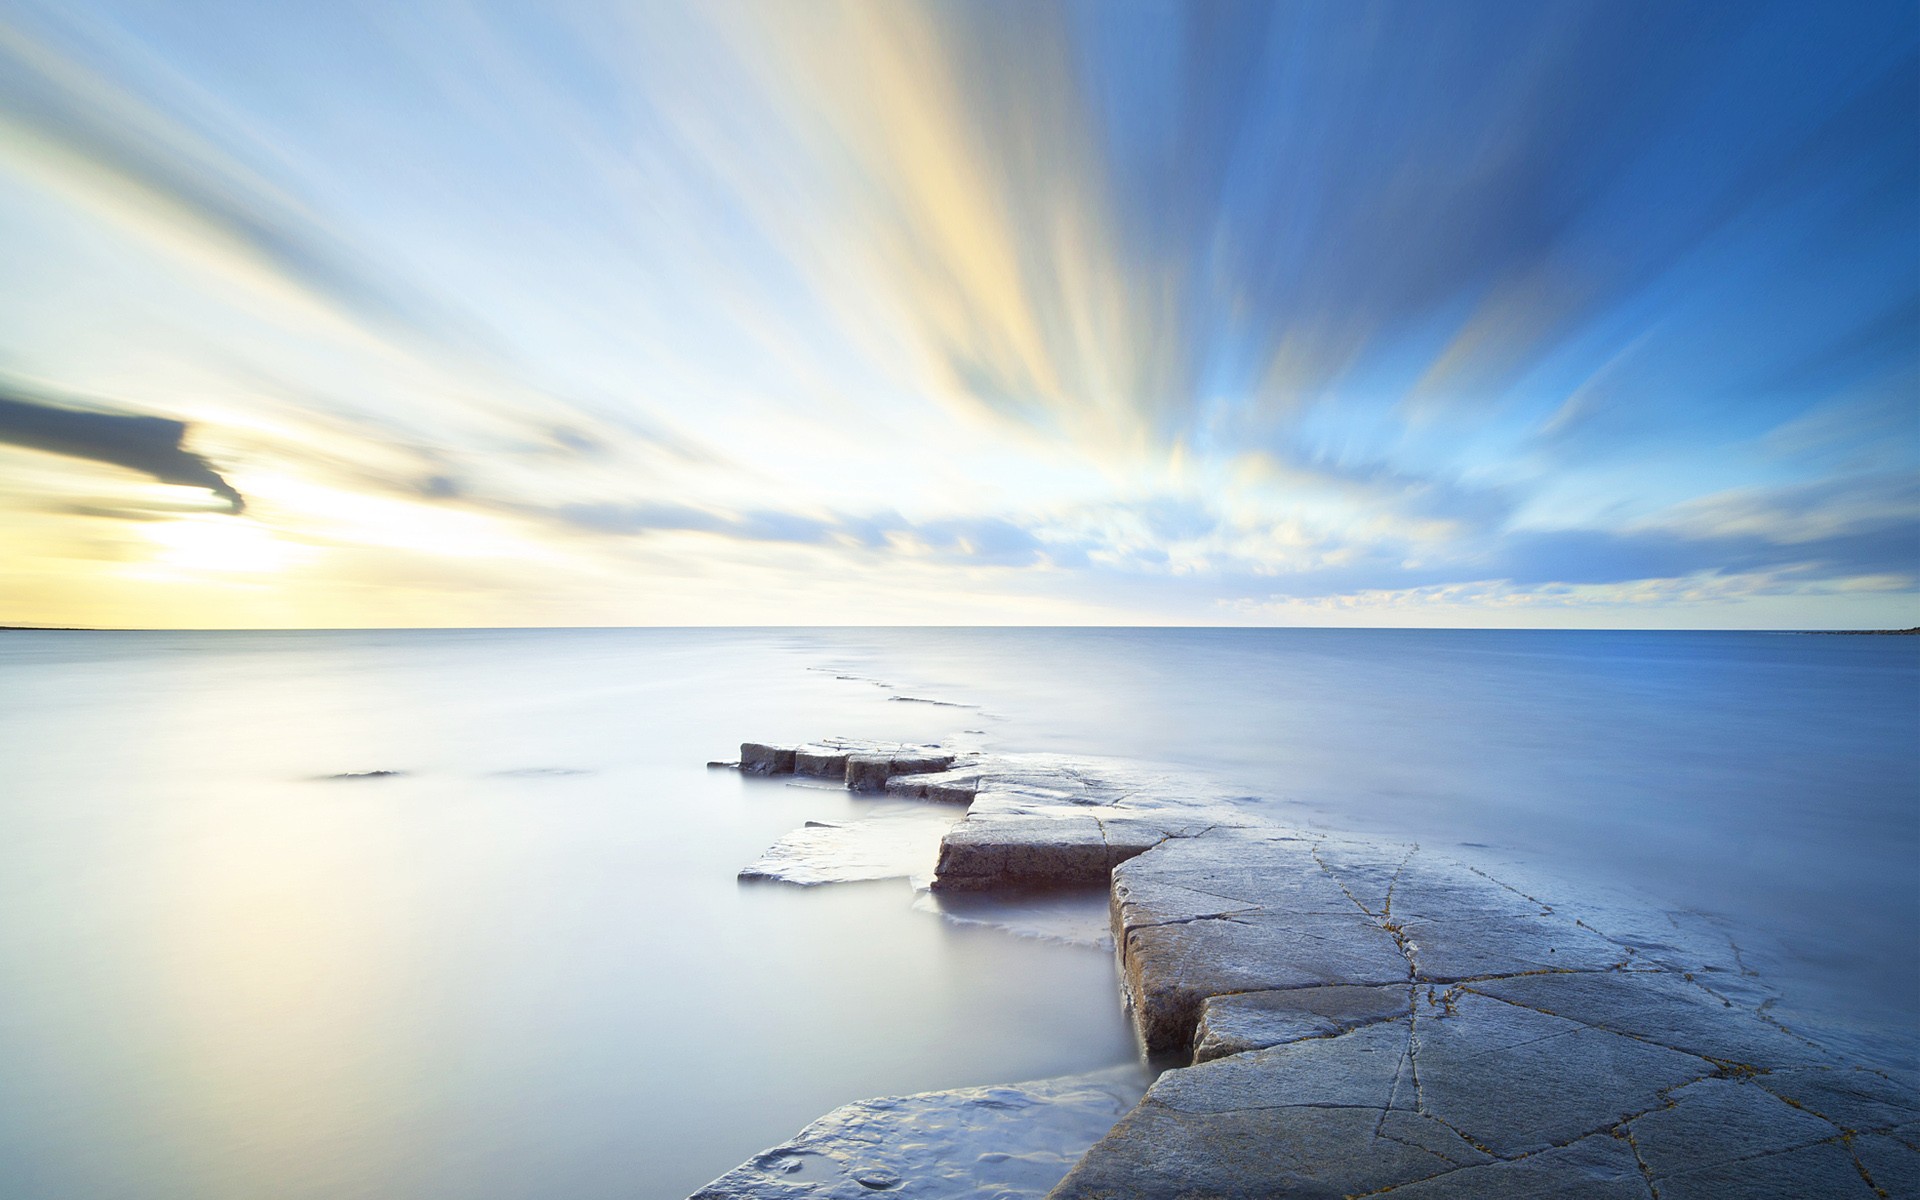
[0,0,1913,627]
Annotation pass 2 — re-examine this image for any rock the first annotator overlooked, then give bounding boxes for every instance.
[687,1067,1147,1200]
[738,809,960,886]
[1465,971,1835,1069]
[1108,832,1411,1055]
[1651,1140,1876,1199]
[1122,910,1411,1056]
[1852,1131,1920,1197]
[845,752,955,793]
[793,745,851,778]
[1752,1065,1920,1132]
[884,767,984,804]
[1367,1132,1652,1198]
[931,814,1111,891]
[1193,983,1411,1061]
[1626,1077,1841,1181]
[712,735,1920,1198]
[1410,991,1712,1157]
[740,743,797,775]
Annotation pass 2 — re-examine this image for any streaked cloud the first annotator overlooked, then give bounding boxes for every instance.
[0,0,1913,628]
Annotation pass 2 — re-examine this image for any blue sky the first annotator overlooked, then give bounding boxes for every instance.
[0,0,1914,627]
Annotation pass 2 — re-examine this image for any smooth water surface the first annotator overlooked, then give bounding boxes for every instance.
[808,627,1920,1065]
[1,627,1915,1200]
[0,630,1133,1200]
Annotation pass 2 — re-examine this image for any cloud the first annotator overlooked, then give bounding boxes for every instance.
[0,387,243,512]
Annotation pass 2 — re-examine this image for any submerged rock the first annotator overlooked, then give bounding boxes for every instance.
[737,807,961,886]
[688,1067,1148,1200]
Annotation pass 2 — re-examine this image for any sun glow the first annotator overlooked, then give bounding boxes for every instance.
[142,516,303,575]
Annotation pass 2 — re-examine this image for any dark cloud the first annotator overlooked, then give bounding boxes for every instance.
[0,388,243,513]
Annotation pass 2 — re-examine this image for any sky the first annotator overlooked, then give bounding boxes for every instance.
[0,0,1915,629]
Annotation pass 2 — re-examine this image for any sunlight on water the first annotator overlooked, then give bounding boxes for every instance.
[0,630,1134,1200]
[0,627,1913,1200]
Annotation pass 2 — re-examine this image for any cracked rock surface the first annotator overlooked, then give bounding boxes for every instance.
[713,740,1920,1200]
[1053,826,1918,1198]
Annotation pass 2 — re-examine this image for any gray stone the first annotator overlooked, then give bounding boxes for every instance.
[1753,1066,1920,1134]
[1410,991,1712,1157]
[1123,911,1411,1055]
[1651,1139,1875,1200]
[1147,1020,1417,1114]
[1383,861,1629,979]
[794,745,853,778]
[714,734,1920,1199]
[1050,1103,1489,1200]
[737,808,958,886]
[1193,984,1411,1061]
[688,1067,1146,1200]
[1628,1077,1840,1179]
[740,743,798,775]
[1375,1132,1653,1198]
[1852,1131,1920,1197]
[932,815,1111,891]
[884,767,983,804]
[1467,971,1835,1070]
[845,752,955,793]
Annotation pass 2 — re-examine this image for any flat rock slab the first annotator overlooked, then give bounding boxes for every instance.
[741,743,799,775]
[845,752,955,793]
[712,737,1920,1199]
[885,767,986,804]
[1194,983,1412,1062]
[688,1068,1147,1200]
[738,809,961,886]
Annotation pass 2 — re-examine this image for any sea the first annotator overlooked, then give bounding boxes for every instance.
[1,627,1914,1199]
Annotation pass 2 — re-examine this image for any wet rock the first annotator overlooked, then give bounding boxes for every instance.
[1108,833,1412,1055]
[1193,983,1411,1062]
[1652,1140,1876,1199]
[884,767,984,804]
[1371,1132,1652,1198]
[715,735,1920,1197]
[738,808,960,885]
[688,1067,1147,1200]
[1411,991,1712,1157]
[1853,1131,1920,1197]
[1626,1077,1840,1181]
[740,743,797,775]
[1751,1065,1920,1134]
[845,752,955,793]
[1466,970,1834,1069]
[932,814,1111,891]
[794,745,851,778]
[1051,1099,1489,1200]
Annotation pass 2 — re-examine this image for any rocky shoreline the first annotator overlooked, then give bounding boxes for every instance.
[692,739,1919,1199]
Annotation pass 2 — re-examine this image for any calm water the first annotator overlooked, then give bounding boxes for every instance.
[0,628,1915,1200]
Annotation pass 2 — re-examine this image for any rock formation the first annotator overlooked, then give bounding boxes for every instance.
[700,739,1920,1199]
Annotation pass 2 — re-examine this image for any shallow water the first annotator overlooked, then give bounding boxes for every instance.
[0,630,1132,1200]
[803,627,1920,1067]
[0,627,1914,1200]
